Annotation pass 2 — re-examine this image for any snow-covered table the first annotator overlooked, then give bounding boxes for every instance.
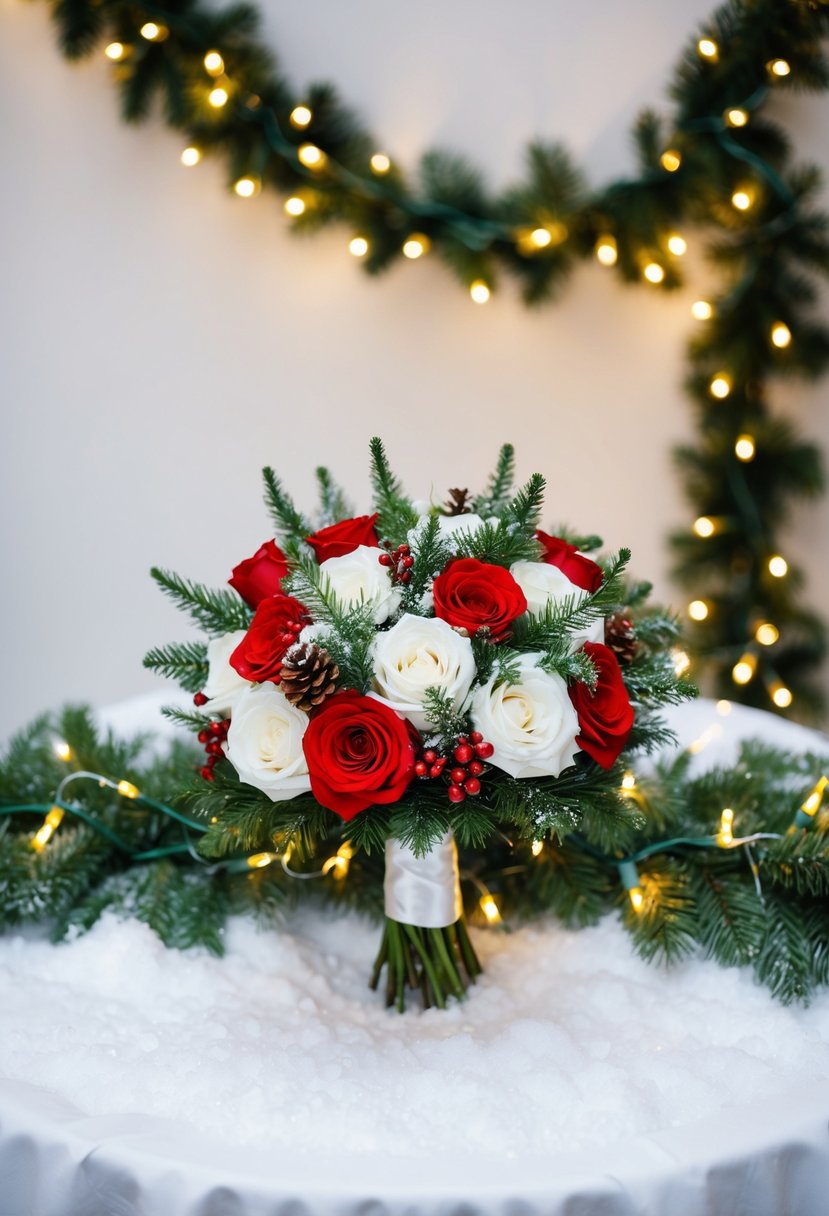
[2,696,829,1216]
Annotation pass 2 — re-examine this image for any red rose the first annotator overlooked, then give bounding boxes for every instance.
[306,514,380,563]
[432,558,527,638]
[229,595,309,684]
[536,532,603,594]
[228,540,289,607]
[302,692,416,821]
[569,642,634,769]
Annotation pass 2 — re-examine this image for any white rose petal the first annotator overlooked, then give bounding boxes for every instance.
[371,614,476,732]
[225,684,311,802]
[510,560,604,652]
[202,630,251,716]
[471,655,580,780]
[319,544,402,625]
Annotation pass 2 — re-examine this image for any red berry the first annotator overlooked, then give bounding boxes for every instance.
[398,544,410,556]
[206,753,218,767]
[401,555,414,569]
[290,621,302,634]
[433,757,446,772]
[457,735,468,744]
[475,741,495,759]
[415,761,428,778]
[450,767,467,785]
[464,777,481,796]
[207,740,224,756]
[197,730,209,744]
[429,763,444,779]
[199,766,215,781]
[447,784,466,804]
[209,721,223,737]
[454,744,474,764]
[281,632,294,645]
[222,719,231,731]
[423,750,437,764]
[378,553,393,566]
[193,692,208,707]
[469,731,483,744]
[468,760,484,777]
[400,571,411,584]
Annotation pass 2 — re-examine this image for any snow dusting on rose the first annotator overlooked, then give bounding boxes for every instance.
[471,655,580,780]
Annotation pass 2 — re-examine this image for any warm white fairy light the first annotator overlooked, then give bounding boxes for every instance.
[771,322,792,348]
[628,886,644,912]
[709,373,731,399]
[621,771,637,792]
[731,189,753,211]
[290,105,312,129]
[322,842,355,879]
[203,50,224,76]
[54,740,73,762]
[298,143,326,170]
[771,683,793,709]
[349,236,369,257]
[755,622,779,646]
[716,699,732,716]
[725,108,749,127]
[660,149,682,172]
[370,152,391,175]
[595,235,617,266]
[672,648,691,676]
[180,146,201,167]
[284,196,306,216]
[769,59,791,78]
[247,852,279,869]
[480,895,501,924]
[531,839,544,857]
[688,599,710,621]
[800,776,828,818]
[732,654,756,685]
[529,227,552,248]
[32,806,65,853]
[718,807,735,846]
[643,262,665,284]
[117,780,140,799]
[693,515,717,538]
[470,280,491,304]
[734,434,755,461]
[697,38,718,59]
[208,86,229,108]
[691,300,713,321]
[234,177,259,198]
[104,42,126,61]
[667,234,687,256]
[140,22,167,41]
[768,554,788,578]
[402,234,430,259]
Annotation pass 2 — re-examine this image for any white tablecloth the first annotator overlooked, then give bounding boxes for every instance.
[1,695,828,1216]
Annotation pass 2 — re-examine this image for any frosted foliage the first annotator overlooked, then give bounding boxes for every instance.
[1,910,828,1158]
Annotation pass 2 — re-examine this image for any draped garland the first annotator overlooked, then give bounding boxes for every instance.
[42,0,829,716]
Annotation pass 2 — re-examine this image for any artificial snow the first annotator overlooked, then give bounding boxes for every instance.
[1,906,828,1159]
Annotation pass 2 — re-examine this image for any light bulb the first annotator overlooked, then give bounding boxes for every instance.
[140,22,167,41]
[203,50,224,76]
[322,842,354,879]
[530,227,552,248]
[709,373,731,399]
[691,300,713,321]
[247,852,277,868]
[698,38,718,59]
[731,189,753,211]
[104,41,126,61]
[54,740,73,762]
[621,771,637,792]
[370,152,391,174]
[470,280,491,304]
[290,105,312,129]
[595,235,617,266]
[349,236,369,257]
[800,776,827,817]
[771,683,793,709]
[531,839,544,857]
[284,196,306,216]
[769,59,791,78]
[628,886,644,912]
[402,234,430,259]
[298,143,326,170]
[718,807,735,846]
[726,108,749,127]
[732,655,756,685]
[480,895,501,924]
[660,149,682,172]
[667,234,687,256]
[768,555,788,578]
[716,699,732,715]
[644,262,665,284]
[208,86,229,108]
[771,321,792,348]
[672,648,691,676]
[755,622,779,646]
[689,599,710,621]
[234,176,259,198]
[693,516,716,538]
[180,146,201,167]
[117,779,139,799]
[734,434,755,461]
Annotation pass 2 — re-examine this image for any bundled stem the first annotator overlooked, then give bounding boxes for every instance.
[370,916,482,1012]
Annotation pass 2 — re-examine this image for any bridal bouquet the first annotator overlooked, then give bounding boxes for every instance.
[147,439,692,1008]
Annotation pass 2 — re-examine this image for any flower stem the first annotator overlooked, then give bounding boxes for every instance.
[370,914,482,1012]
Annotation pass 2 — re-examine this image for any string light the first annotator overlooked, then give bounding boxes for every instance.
[768,554,788,578]
[716,700,732,715]
[771,321,792,348]
[469,280,491,304]
[31,806,65,853]
[54,740,73,762]
[621,771,637,792]
[755,622,779,646]
[284,196,306,217]
[688,599,710,621]
[203,50,224,76]
[770,682,793,709]
[322,841,354,879]
[618,860,644,913]
[349,236,369,257]
[691,300,713,321]
[298,143,326,170]
[734,434,755,461]
[234,176,259,198]
[643,262,665,284]
[768,59,791,78]
[709,373,731,399]
[140,22,167,41]
[208,86,229,108]
[531,839,544,857]
[104,42,126,61]
[247,852,279,868]
[529,227,553,248]
[480,895,502,924]
[370,153,391,174]
[795,776,828,827]
[718,807,735,846]
[725,108,749,127]
[693,515,717,538]
[660,149,682,172]
[672,648,691,676]
[595,235,617,266]
[180,146,201,167]
[731,189,753,211]
[402,234,430,259]
[667,234,687,256]
[290,105,312,129]
[732,654,757,685]
[697,38,719,60]
[117,779,140,799]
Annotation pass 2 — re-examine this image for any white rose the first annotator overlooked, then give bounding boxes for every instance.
[225,684,311,802]
[371,614,476,732]
[318,544,402,625]
[470,655,580,780]
[510,560,604,651]
[202,630,251,716]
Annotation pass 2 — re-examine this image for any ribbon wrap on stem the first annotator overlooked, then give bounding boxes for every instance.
[384,831,462,928]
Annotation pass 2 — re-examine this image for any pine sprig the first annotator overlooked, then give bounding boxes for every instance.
[473,444,516,517]
[315,466,353,527]
[262,466,313,555]
[150,568,251,636]
[399,514,454,616]
[368,436,419,545]
[143,641,209,693]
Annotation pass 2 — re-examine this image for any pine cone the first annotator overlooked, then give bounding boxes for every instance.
[444,487,472,516]
[605,613,638,665]
[280,644,340,711]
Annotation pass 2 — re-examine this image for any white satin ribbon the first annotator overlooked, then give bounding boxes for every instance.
[384,831,462,928]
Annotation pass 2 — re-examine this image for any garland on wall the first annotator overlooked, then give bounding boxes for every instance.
[43,0,829,715]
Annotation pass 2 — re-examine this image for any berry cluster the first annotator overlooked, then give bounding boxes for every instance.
[414,732,494,804]
[378,541,414,585]
[192,692,230,781]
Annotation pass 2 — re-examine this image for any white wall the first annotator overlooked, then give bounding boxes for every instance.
[2,0,828,740]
